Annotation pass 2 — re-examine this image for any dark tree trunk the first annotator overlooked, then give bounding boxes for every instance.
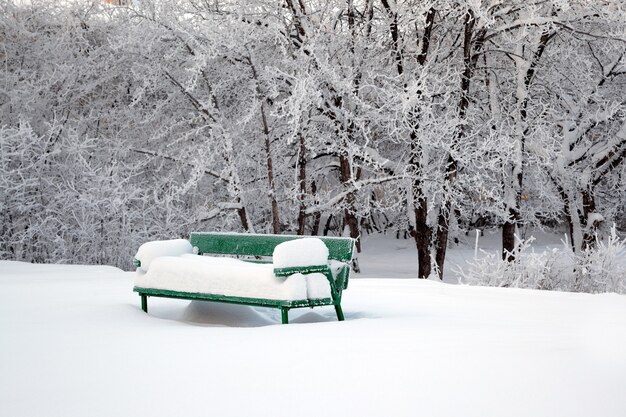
[297,132,307,235]
[554,184,578,252]
[582,190,598,250]
[409,133,432,278]
[434,161,458,279]
[237,206,251,232]
[380,0,403,75]
[564,205,577,253]
[502,29,554,261]
[339,153,361,253]
[434,208,449,278]
[502,215,517,261]
[310,180,321,236]
[263,113,280,235]
[417,8,435,66]
[558,186,602,254]
[342,1,369,254]
[434,10,484,279]
[414,187,431,279]
[250,60,281,234]
[413,9,436,279]
[323,214,334,236]
[341,165,362,273]
[381,3,436,279]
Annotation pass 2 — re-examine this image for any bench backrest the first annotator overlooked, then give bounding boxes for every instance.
[190,232,355,263]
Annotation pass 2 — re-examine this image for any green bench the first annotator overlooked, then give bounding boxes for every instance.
[133,233,355,324]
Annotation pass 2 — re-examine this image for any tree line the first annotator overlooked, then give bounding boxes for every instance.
[1,0,625,275]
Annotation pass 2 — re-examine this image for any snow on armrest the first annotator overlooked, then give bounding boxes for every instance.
[134,239,193,272]
[329,259,350,275]
[272,238,329,276]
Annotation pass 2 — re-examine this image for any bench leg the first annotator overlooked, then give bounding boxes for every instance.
[334,304,344,321]
[140,294,148,313]
[281,307,289,324]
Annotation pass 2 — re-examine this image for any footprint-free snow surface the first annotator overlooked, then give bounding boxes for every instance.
[1,260,625,417]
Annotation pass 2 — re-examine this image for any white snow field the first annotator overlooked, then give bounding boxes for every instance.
[2,257,625,417]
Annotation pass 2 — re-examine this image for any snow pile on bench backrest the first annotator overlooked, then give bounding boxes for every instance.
[272,238,329,268]
[134,239,193,272]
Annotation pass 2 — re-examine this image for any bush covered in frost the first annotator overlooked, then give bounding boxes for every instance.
[573,227,626,294]
[457,226,626,294]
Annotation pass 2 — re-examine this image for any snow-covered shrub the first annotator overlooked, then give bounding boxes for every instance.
[457,226,626,294]
[457,236,561,289]
[574,226,626,294]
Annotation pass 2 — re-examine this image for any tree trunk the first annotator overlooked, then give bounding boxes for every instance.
[250,60,281,234]
[502,29,553,261]
[381,2,436,279]
[556,185,582,252]
[323,214,334,236]
[409,134,432,278]
[434,10,484,279]
[237,206,251,232]
[310,180,321,236]
[414,186,431,279]
[502,216,517,261]
[339,153,361,253]
[297,132,307,235]
[413,9,435,279]
[262,108,281,234]
[380,0,403,76]
[340,176,362,273]
[581,190,597,250]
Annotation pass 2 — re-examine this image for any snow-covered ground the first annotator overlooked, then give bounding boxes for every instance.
[2,239,626,417]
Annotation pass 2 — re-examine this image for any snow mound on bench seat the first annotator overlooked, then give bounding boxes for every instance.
[134,239,193,272]
[135,254,314,301]
[272,238,329,268]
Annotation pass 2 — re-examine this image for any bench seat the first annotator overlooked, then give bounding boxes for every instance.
[134,254,333,301]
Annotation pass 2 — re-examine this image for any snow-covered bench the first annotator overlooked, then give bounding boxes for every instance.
[132,233,355,324]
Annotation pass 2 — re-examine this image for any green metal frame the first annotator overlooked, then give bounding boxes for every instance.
[134,233,354,324]
[133,286,340,324]
[190,232,354,263]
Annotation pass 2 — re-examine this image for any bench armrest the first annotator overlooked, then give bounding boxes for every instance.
[333,263,351,290]
[273,265,329,277]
